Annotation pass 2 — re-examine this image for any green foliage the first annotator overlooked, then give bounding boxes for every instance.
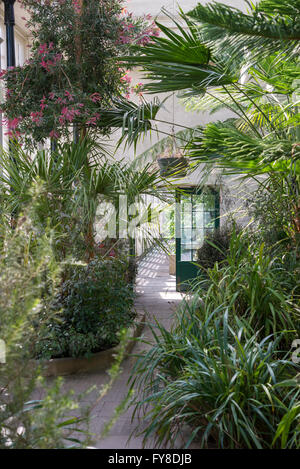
[0,0,158,147]
[0,140,166,261]
[123,0,300,450]
[188,0,300,62]
[273,400,300,448]
[0,206,90,448]
[35,258,135,359]
[248,174,300,246]
[121,12,234,94]
[99,97,162,150]
[196,223,240,269]
[192,230,299,341]
[130,309,300,449]
[187,120,300,176]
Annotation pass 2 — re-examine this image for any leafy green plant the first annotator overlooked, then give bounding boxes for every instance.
[35,257,135,359]
[129,309,300,449]
[192,230,299,342]
[273,399,300,448]
[0,139,167,263]
[0,0,159,147]
[0,204,91,448]
[120,0,300,242]
[196,223,240,270]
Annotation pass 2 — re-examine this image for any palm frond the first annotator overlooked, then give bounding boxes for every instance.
[99,97,162,149]
[187,120,300,176]
[133,127,202,167]
[120,14,235,94]
[188,0,300,62]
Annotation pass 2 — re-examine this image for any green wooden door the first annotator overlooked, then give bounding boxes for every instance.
[176,187,219,291]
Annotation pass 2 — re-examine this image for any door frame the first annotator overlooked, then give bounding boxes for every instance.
[175,186,220,291]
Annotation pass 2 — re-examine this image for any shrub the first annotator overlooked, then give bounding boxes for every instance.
[196,224,240,270]
[35,257,135,359]
[0,212,91,448]
[192,230,300,343]
[130,308,300,449]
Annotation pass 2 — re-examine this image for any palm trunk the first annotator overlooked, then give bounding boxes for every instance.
[74,1,95,261]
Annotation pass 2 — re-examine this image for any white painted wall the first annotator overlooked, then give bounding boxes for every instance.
[128,0,248,18]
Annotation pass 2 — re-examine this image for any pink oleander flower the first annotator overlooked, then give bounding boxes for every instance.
[65,90,74,101]
[90,92,102,103]
[30,111,43,125]
[6,117,21,130]
[49,130,60,139]
[4,116,22,137]
[72,0,81,14]
[86,113,100,126]
[40,96,47,110]
[38,43,48,55]
[60,106,81,124]
[121,73,132,84]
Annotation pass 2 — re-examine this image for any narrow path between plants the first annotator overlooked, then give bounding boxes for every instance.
[60,249,184,449]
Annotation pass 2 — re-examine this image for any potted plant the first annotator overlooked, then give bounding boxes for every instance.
[158,148,188,178]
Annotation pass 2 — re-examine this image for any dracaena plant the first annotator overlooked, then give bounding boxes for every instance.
[0,0,159,148]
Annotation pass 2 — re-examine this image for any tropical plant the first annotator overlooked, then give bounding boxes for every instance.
[191,229,299,341]
[121,0,300,450]
[130,308,300,449]
[34,257,135,359]
[0,0,159,147]
[196,223,240,270]
[0,201,91,448]
[0,139,167,261]
[120,0,300,241]
[189,0,300,62]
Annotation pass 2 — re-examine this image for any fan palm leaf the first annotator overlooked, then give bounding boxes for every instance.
[99,97,162,150]
[188,0,300,62]
[120,14,235,95]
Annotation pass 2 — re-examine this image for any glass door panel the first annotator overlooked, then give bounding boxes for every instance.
[176,187,219,291]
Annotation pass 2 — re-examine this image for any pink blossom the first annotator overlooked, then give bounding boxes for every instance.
[65,90,74,101]
[121,73,132,84]
[38,43,48,55]
[60,106,81,124]
[72,0,81,14]
[49,130,60,139]
[3,116,22,137]
[40,96,47,110]
[30,111,43,124]
[90,93,102,103]
[86,113,100,126]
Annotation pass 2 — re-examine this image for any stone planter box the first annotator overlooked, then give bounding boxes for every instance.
[40,313,145,377]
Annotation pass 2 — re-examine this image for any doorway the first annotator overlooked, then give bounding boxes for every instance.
[175,187,220,291]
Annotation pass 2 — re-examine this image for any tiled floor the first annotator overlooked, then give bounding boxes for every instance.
[58,249,184,448]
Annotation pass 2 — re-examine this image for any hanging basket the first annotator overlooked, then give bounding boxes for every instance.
[158,157,188,178]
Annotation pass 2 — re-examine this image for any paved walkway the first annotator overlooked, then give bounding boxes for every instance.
[60,249,184,448]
